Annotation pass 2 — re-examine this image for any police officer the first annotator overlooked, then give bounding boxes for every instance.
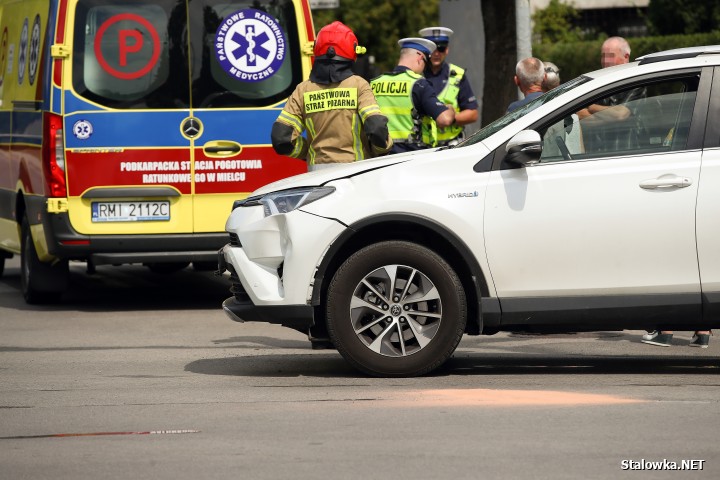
[371,38,454,154]
[271,22,392,171]
[419,27,478,146]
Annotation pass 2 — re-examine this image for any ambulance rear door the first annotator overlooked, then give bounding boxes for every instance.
[63,0,194,236]
[186,0,311,233]
[63,0,312,238]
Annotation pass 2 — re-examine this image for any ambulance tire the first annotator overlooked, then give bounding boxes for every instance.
[146,262,190,274]
[21,218,68,304]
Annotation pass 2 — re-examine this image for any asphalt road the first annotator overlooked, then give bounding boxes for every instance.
[1,256,719,479]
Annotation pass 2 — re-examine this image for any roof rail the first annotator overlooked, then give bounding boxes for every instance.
[637,45,720,65]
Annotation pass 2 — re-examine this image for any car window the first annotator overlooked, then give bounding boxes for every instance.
[72,0,187,109]
[190,0,304,108]
[71,0,303,110]
[538,75,700,163]
[460,76,589,148]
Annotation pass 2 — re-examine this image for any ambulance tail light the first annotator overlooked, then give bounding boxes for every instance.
[42,113,67,198]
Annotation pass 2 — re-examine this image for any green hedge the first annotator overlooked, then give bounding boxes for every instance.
[533,32,720,83]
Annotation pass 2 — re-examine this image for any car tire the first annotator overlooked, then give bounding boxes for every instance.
[21,218,68,304]
[326,241,467,377]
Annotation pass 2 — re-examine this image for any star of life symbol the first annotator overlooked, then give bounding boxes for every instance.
[73,120,93,140]
[215,9,286,83]
[17,18,28,85]
[237,25,267,67]
[28,15,41,85]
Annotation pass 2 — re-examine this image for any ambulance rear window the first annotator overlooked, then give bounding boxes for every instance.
[72,0,184,109]
[71,0,304,110]
[191,0,303,108]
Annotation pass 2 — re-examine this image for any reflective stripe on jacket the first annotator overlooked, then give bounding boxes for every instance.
[275,76,386,165]
[371,70,437,148]
[434,63,465,142]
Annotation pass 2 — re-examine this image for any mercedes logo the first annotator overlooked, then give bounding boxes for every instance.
[181,117,201,138]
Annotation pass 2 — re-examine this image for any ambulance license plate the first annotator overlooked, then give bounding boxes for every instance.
[91,201,170,222]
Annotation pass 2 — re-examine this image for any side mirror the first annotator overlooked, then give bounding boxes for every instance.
[505,130,542,166]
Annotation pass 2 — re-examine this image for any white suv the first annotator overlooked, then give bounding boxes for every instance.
[218,46,720,377]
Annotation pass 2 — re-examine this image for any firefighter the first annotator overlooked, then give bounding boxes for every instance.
[371,38,455,154]
[419,26,479,146]
[271,21,392,171]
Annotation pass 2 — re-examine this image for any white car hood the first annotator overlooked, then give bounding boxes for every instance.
[251,150,421,195]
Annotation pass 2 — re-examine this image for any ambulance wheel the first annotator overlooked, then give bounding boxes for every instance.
[326,241,467,377]
[146,262,190,274]
[21,218,68,304]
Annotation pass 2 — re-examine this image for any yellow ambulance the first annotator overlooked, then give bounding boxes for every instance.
[0,0,314,302]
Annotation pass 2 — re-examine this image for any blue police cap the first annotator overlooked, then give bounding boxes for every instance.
[419,27,454,46]
[397,37,437,56]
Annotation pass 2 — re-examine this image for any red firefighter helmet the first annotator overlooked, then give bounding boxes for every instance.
[313,21,361,61]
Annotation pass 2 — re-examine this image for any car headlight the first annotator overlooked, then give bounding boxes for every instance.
[255,186,336,217]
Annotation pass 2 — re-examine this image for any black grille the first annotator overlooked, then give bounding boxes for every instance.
[229,233,241,247]
[225,264,248,301]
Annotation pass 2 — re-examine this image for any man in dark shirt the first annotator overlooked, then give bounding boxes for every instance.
[577,37,647,152]
[506,57,546,113]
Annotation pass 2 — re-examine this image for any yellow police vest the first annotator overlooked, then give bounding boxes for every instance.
[432,63,465,143]
[371,70,437,148]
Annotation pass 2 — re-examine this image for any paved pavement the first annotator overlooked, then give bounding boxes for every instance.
[1,257,718,479]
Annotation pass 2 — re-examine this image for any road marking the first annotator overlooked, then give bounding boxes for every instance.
[0,429,200,440]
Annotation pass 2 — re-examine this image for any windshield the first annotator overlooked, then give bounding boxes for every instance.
[459,76,591,147]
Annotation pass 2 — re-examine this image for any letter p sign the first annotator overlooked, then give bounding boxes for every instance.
[119,29,143,67]
[94,13,161,80]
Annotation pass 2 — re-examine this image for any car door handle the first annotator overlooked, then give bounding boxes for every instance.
[639,176,692,189]
[203,141,242,156]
